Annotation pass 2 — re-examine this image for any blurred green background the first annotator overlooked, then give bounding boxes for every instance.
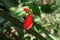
[0,0,60,40]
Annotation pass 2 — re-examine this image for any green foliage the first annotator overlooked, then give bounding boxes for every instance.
[41,2,57,13]
[41,4,53,13]
[0,0,60,40]
[29,2,41,16]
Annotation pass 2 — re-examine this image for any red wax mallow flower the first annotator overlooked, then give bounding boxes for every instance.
[23,14,33,30]
[24,8,30,13]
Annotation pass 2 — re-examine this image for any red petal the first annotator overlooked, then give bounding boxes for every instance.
[23,14,33,30]
[24,8,30,13]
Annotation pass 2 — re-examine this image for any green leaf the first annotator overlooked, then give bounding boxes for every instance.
[33,26,39,33]
[29,3,41,16]
[41,4,53,13]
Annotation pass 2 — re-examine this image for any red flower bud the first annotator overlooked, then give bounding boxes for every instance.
[24,8,30,13]
[23,14,33,30]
